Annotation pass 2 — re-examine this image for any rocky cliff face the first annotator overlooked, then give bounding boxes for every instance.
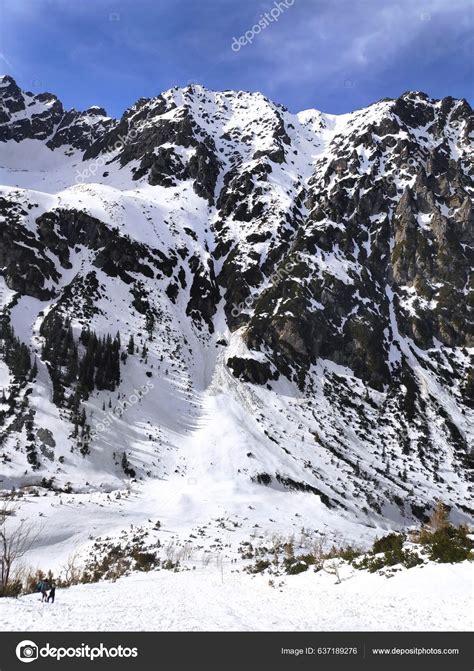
[0,75,114,149]
[0,76,472,528]
[242,93,473,389]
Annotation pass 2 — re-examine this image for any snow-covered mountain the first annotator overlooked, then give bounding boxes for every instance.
[0,74,472,535]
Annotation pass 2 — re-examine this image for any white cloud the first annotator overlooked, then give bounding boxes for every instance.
[0,52,15,71]
[235,0,472,93]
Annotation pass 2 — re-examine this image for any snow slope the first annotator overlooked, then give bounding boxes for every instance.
[1,562,471,632]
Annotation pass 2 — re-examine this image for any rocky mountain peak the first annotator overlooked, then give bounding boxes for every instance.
[0,76,114,150]
[0,77,472,531]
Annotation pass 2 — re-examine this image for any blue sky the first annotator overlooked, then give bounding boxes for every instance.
[0,0,472,117]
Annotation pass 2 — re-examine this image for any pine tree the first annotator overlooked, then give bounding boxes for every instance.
[30,357,38,380]
[40,313,122,404]
[145,314,155,339]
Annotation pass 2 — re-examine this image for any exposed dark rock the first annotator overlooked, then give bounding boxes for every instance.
[227,356,279,385]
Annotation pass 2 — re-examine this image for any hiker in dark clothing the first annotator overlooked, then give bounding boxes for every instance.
[36,579,50,602]
[47,584,56,603]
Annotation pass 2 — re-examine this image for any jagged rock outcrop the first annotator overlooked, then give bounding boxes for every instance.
[0,75,114,149]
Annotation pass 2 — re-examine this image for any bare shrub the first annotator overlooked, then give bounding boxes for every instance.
[201,552,212,567]
[323,559,342,584]
[410,499,450,543]
[0,499,40,597]
[176,543,193,561]
[164,541,176,562]
[428,499,449,532]
[311,534,328,567]
[283,539,294,560]
[107,558,130,582]
[62,552,83,587]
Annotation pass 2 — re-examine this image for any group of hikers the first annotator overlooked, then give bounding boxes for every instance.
[36,579,56,603]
